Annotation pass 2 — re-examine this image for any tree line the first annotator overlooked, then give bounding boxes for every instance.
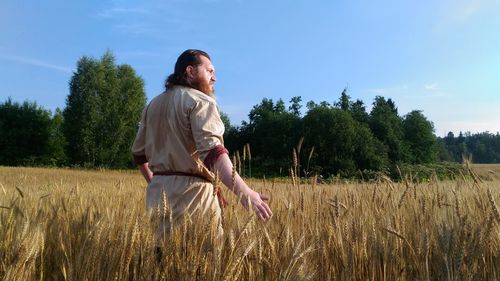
[0,52,146,168]
[1,51,499,177]
[222,89,441,178]
[438,131,500,163]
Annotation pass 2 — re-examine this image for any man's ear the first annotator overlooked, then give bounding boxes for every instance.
[186,65,195,79]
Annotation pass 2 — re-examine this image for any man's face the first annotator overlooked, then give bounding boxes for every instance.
[191,55,216,95]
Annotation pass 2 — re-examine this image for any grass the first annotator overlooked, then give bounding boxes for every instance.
[0,166,499,280]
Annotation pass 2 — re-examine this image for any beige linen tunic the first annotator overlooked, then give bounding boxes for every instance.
[131,85,225,238]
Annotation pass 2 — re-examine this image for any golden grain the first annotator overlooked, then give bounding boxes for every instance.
[0,166,499,280]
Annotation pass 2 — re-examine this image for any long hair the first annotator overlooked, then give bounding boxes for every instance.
[165,49,211,90]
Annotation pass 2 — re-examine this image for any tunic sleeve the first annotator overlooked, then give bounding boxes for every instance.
[189,100,228,168]
[131,106,148,165]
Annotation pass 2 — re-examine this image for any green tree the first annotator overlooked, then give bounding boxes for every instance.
[219,112,242,156]
[335,88,350,111]
[238,98,302,176]
[288,96,302,117]
[464,132,500,163]
[303,105,387,177]
[369,96,410,164]
[0,98,53,165]
[274,99,286,113]
[63,51,146,167]
[436,135,454,162]
[439,131,500,163]
[220,111,239,140]
[306,100,317,111]
[47,108,67,165]
[333,88,369,125]
[349,99,369,125]
[248,98,274,124]
[402,110,438,164]
[303,107,354,176]
[352,124,389,172]
[220,112,231,135]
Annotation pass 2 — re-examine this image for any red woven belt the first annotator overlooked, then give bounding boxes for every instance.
[153,171,210,182]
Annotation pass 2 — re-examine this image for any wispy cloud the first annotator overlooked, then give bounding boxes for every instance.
[93,4,155,36]
[367,85,408,95]
[116,50,165,59]
[111,18,195,37]
[367,88,386,94]
[421,83,449,97]
[367,83,449,99]
[95,7,150,19]
[112,22,161,36]
[424,83,438,91]
[0,54,72,73]
[94,3,195,37]
[442,0,500,22]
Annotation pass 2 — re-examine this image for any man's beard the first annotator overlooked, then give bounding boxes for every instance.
[191,77,214,95]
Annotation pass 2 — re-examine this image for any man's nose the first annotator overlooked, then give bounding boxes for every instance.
[211,74,216,82]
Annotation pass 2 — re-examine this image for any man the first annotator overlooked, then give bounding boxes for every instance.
[131,49,272,239]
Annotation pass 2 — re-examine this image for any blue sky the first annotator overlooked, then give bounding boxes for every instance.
[1,0,499,136]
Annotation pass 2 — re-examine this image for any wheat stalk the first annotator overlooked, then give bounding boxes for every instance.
[487,188,500,224]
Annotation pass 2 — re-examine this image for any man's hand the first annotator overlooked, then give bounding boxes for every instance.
[138,162,153,184]
[213,153,273,221]
[242,191,273,221]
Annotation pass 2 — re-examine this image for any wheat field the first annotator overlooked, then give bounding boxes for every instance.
[0,166,499,281]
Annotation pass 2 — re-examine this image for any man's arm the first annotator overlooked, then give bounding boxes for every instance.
[213,153,273,221]
[138,162,153,184]
[188,98,271,220]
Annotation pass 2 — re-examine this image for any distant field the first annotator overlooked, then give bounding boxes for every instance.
[1,167,499,280]
[471,163,500,181]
